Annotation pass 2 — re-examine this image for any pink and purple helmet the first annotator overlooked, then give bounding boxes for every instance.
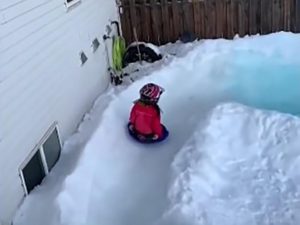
[139,83,165,103]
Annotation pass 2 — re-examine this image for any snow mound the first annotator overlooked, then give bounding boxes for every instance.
[161,103,300,225]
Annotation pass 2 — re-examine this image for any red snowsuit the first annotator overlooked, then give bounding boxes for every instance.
[129,101,163,138]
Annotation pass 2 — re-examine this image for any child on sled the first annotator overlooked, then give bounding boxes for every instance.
[128,83,169,143]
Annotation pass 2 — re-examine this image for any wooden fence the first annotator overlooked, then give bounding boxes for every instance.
[118,0,300,45]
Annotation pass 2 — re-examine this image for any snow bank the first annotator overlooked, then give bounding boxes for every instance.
[161,103,300,225]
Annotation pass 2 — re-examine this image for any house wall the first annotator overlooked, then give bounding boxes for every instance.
[0,0,119,224]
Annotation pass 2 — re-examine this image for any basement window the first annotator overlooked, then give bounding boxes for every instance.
[43,128,61,172]
[19,124,62,195]
[20,149,46,194]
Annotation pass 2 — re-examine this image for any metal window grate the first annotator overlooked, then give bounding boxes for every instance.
[92,38,100,52]
[80,51,88,65]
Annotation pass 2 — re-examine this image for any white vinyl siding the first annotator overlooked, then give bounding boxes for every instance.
[0,0,119,224]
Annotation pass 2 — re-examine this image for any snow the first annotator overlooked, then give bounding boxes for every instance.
[13,32,300,225]
[159,103,300,225]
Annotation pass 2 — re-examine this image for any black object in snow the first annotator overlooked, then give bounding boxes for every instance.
[180,31,197,43]
[122,43,162,68]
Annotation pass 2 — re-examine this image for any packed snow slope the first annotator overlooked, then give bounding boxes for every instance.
[57,42,227,225]
[13,32,300,225]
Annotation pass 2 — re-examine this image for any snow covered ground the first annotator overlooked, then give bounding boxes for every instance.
[13,32,300,225]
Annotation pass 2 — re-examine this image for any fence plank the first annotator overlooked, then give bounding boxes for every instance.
[222,0,228,37]
[206,0,216,38]
[183,1,194,35]
[297,0,300,32]
[256,0,262,34]
[136,4,143,41]
[290,0,296,32]
[232,0,239,36]
[178,0,184,37]
[168,3,176,41]
[231,0,239,37]
[156,1,163,44]
[171,0,181,40]
[150,0,160,45]
[205,0,214,38]
[226,0,233,38]
[142,0,151,42]
[205,0,210,38]
[161,0,170,43]
[249,0,257,35]
[204,0,209,38]
[189,2,196,35]
[279,0,284,31]
[182,0,189,32]
[261,0,272,34]
[284,0,291,30]
[212,0,217,38]
[216,0,225,38]
[230,0,239,37]
[129,0,137,42]
[199,0,206,38]
[193,1,201,37]
[238,0,245,36]
[126,5,134,44]
[119,5,130,44]
[272,0,280,32]
[244,0,250,35]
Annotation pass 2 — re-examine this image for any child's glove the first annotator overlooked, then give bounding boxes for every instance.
[129,124,134,131]
[152,134,159,140]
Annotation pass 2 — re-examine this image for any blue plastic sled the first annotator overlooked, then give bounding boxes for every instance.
[127,122,169,144]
